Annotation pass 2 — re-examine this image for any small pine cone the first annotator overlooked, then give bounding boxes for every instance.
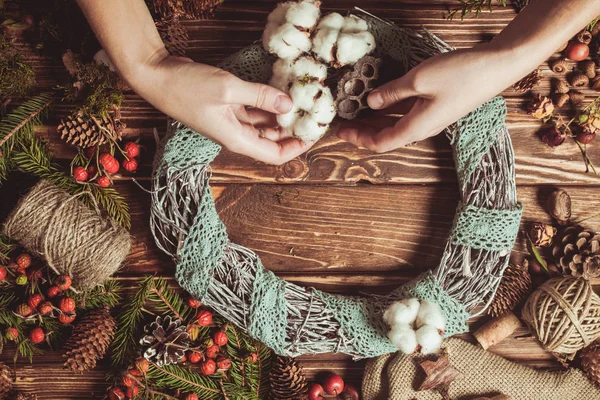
[0,363,13,400]
[488,261,532,318]
[554,79,570,94]
[512,69,542,92]
[156,18,189,57]
[269,357,308,400]
[551,59,569,74]
[577,30,593,45]
[63,306,116,373]
[580,339,600,387]
[58,110,125,148]
[582,60,597,79]
[183,0,223,19]
[151,0,186,18]
[570,91,585,105]
[552,225,600,280]
[555,93,570,108]
[571,73,590,88]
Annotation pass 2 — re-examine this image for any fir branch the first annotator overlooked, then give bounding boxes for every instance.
[87,184,131,229]
[447,0,507,20]
[147,278,193,322]
[0,96,52,149]
[72,279,121,311]
[0,233,15,264]
[147,362,221,399]
[16,338,44,363]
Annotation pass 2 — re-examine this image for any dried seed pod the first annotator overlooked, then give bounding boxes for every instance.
[555,92,570,108]
[592,76,600,91]
[581,60,597,79]
[513,69,542,92]
[546,189,571,225]
[571,72,589,87]
[577,30,593,45]
[570,90,585,105]
[554,79,570,94]
[335,55,382,120]
[551,59,569,74]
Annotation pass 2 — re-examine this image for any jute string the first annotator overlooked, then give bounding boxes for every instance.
[2,180,130,290]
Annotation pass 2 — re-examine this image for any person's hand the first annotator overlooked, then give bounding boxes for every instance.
[133,56,311,165]
[337,45,507,153]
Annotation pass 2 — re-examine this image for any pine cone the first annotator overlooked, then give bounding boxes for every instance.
[581,339,600,387]
[152,0,222,19]
[156,18,189,57]
[58,109,124,148]
[63,306,116,373]
[488,261,532,318]
[0,362,13,400]
[553,225,600,280]
[269,356,308,400]
[140,315,190,367]
[512,69,542,92]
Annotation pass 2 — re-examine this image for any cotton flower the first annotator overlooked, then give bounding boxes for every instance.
[416,301,446,333]
[383,298,420,327]
[285,0,321,30]
[415,325,443,355]
[388,324,418,354]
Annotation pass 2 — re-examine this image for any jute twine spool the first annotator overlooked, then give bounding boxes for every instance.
[2,180,130,290]
[522,277,600,355]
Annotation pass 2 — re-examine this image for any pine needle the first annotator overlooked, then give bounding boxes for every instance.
[447,0,507,20]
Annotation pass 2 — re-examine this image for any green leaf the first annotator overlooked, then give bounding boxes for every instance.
[527,236,548,273]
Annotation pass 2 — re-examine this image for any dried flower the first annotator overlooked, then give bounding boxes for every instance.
[579,113,600,134]
[539,124,568,147]
[551,59,569,74]
[571,72,590,88]
[530,222,557,247]
[527,95,554,119]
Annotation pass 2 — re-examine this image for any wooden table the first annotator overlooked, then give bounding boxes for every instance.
[2,1,600,398]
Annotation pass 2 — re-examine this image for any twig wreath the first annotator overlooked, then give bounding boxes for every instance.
[150,7,523,359]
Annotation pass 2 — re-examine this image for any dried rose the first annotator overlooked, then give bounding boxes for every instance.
[579,114,600,135]
[527,95,554,119]
[530,222,557,248]
[540,125,567,147]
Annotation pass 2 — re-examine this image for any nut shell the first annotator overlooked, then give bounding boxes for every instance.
[571,73,590,87]
[581,60,597,79]
[551,59,569,74]
[570,91,585,105]
[577,30,593,45]
[554,79,569,94]
[335,55,382,120]
[554,93,570,108]
[546,189,571,225]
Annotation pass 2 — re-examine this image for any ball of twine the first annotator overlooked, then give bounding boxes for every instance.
[522,277,600,355]
[2,180,130,290]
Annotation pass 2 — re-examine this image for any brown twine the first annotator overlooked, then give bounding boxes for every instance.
[522,277,600,355]
[2,180,130,290]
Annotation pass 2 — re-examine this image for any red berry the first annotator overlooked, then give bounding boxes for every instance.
[59,297,76,313]
[340,383,360,400]
[124,142,140,158]
[121,375,134,387]
[29,327,45,344]
[213,330,228,346]
[323,374,345,396]
[577,131,596,144]
[97,176,112,188]
[108,387,126,400]
[16,303,32,317]
[6,327,19,341]
[73,166,89,182]
[565,42,590,61]
[122,159,138,172]
[307,383,325,400]
[38,301,53,316]
[99,153,120,174]
[47,286,62,299]
[247,352,258,364]
[125,385,139,398]
[16,253,32,269]
[85,146,97,159]
[205,344,220,359]
[200,359,217,375]
[187,298,202,308]
[184,394,199,400]
[128,368,142,377]
[28,294,44,310]
[56,275,72,291]
[188,351,203,364]
[58,312,76,324]
[0,267,6,281]
[196,310,213,326]
[135,357,149,374]
[87,165,98,177]
[179,354,187,363]
[27,268,42,281]
[216,356,231,370]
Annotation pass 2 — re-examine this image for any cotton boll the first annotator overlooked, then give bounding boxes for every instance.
[268,2,294,25]
[289,81,322,111]
[415,325,443,355]
[277,106,301,128]
[342,15,369,33]
[336,31,375,66]
[267,23,312,59]
[293,114,328,142]
[318,12,345,30]
[285,1,320,30]
[312,28,339,64]
[415,301,446,332]
[262,22,280,51]
[270,58,294,91]
[387,325,418,354]
[383,298,420,328]
[292,56,327,81]
[311,88,336,124]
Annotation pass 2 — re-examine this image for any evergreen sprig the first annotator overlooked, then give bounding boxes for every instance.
[0,35,36,100]
[71,279,121,311]
[147,277,193,322]
[448,0,507,20]
[0,233,15,264]
[147,363,221,400]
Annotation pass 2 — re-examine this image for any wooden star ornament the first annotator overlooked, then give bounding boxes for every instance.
[417,349,464,399]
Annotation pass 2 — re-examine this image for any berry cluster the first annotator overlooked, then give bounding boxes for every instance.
[72,141,141,188]
[107,357,149,400]
[308,373,360,400]
[1,251,76,348]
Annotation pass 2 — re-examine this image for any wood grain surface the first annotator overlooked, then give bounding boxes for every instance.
[1,0,600,399]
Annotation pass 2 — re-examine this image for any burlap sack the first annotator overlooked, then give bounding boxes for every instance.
[362,338,600,400]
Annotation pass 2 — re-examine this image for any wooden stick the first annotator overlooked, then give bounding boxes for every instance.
[474,312,523,350]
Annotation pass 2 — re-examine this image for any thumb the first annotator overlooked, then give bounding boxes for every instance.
[368,75,419,110]
[235,78,293,115]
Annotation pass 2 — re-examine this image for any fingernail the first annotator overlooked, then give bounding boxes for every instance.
[275,95,293,113]
[369,91,384,109]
